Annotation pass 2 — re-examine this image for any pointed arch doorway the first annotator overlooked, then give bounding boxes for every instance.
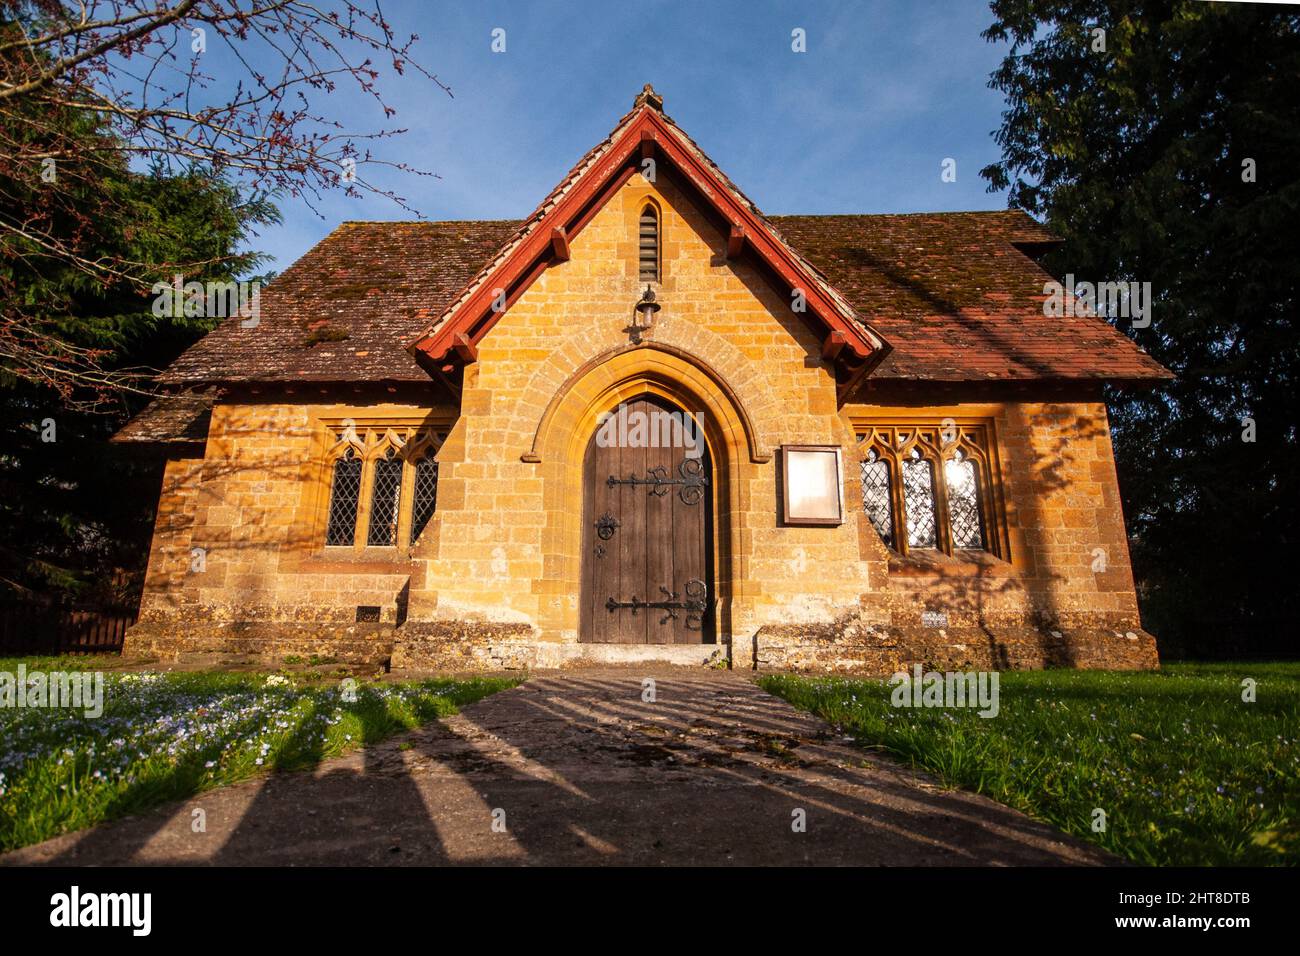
[580,393,715,644]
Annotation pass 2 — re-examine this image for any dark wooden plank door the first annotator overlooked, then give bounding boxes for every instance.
[581,395,712,644]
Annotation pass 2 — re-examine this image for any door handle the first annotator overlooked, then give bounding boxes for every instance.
[595,513,619,540]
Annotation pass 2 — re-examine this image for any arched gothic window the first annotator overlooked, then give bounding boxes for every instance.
[854,421,1004,559]
[321,424,446,550]
[410,454,439,546]
[367,447,404,546]
[325,448,363,547]
[859,448,893,546]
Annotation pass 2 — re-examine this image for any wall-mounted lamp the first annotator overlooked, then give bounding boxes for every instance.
[626,285,661,345]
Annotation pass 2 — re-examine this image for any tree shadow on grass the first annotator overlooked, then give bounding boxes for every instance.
[40,698,298,863]
[22,674,1110,866]
[39,690,444,864]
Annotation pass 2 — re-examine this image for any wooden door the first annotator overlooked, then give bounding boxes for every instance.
[580,395,713,644]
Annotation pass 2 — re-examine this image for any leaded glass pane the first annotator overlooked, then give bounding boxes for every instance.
[325,451,362,546]
[901,453,937,548]
[859,450,893,545]
[409,456,439,545]
[367,451,403,546]
[945,452,984,549]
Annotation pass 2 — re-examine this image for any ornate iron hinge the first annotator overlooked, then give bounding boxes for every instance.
[605,579,708,629]
[607,457,708,505]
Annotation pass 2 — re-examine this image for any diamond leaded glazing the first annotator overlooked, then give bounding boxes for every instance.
[859,450,893,545]
[945,451,984,549]
[367,451,403,546]
[410,456,439,545]
[901,452,937,548]
[325,450,362,546]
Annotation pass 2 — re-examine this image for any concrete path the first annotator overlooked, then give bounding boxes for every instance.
[3,672,1109,866]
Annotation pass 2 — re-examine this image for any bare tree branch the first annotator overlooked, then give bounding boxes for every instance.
[0,0,449,402]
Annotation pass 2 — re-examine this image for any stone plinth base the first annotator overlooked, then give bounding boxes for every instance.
[754,616,1159,675]
[123,621,395,665]
[122,614,1158,675]
[389,621,537,670]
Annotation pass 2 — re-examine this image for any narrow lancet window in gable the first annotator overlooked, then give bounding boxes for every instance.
[638,204,660,282]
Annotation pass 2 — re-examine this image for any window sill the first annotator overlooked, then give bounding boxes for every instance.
[887,548,1014,577]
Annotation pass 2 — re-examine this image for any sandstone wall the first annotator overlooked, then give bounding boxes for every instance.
[128,170,1157,671]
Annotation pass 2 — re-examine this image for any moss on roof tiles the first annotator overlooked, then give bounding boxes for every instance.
[159,212,1167,387]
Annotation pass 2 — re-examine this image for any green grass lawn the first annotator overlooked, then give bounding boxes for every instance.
[0,655,519,852]
[760,662,1299,866]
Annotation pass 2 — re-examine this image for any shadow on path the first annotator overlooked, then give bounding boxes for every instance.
[2,671,1111,866]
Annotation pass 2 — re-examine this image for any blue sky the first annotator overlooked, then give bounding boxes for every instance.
[245,0,1015,271]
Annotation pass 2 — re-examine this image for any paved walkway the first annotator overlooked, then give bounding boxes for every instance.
[3,672,1109,866]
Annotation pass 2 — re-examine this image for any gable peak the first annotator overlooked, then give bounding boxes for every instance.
[633,83,664,111]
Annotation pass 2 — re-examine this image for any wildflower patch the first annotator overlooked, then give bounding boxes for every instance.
[0,664,518,852]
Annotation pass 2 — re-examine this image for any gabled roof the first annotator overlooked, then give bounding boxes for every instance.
[151,212,1169,394]
[408,84,887,371]
[147,85,1171,404]
[774,213,1171,382]
[159,220,520,385]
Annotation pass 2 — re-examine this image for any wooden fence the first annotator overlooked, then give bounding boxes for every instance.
[0,601,136,656]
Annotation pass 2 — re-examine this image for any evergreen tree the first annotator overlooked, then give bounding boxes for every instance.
[983,1,1300,657]
[0,104,277,601]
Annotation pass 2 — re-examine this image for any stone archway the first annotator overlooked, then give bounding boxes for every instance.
[525,345,761,651]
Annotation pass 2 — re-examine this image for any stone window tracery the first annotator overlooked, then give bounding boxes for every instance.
[854,420,1004,559]
[321,424,447,550]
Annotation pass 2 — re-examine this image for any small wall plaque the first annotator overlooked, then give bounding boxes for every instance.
[781,445,844,526]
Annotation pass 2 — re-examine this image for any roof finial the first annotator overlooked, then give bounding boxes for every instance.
[634,83,663,110]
